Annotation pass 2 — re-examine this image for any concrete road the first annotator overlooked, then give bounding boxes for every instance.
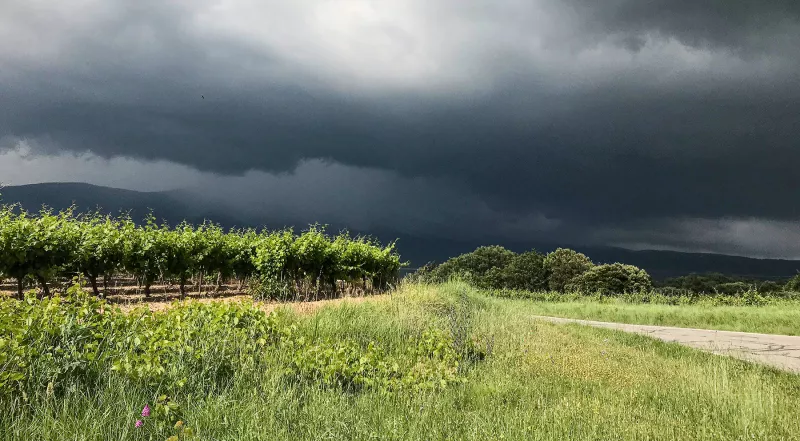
[533,316,800,373]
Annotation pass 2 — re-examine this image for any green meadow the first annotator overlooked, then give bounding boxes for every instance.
[3,282,800,440]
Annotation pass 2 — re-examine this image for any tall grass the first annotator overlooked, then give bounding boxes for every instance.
[505,297,800,335]
[3,281,800,440]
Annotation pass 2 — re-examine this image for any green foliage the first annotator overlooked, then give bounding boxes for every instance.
[0,204,401,300]
[785,274,800,292]
[567,263,652,296]
[426,246,516,288]
[161,222,206,297]
[0,281,473,400]
[108,296,283,389]
[122,215,173,297]
[136,395,195,439]
[716,281,751,295]
[72,214,127,296]
[0,282,115,395]
[661,273,742,294]
[227,228,258,281]
[413,244,789,302]
[416,246,580,292]
[4,283,800,440]
[405,261,438,284]
[0,206,79,297]
[757,280,782,293]
[659,273,793,297]
[250,229,297,300]
[486,250,549,291]
[543,248,594,292]
[193,222,242,288]
[248,227,401,301]
[285,328,462,392]
[487,285,785,307]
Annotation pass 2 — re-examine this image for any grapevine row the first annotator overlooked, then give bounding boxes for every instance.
[0,205,402,300]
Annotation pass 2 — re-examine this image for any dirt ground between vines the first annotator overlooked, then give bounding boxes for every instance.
[1,282,386,315]
[113,292,389,314]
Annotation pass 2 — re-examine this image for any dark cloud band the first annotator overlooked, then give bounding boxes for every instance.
[2,0,799,256]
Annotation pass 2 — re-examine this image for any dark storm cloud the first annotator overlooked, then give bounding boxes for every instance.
[2,0,800,254]
[561,0,800,54]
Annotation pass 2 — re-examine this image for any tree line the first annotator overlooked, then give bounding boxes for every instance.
[411,245,800,296]
[658,273,800,296]
[409,246,651,295]
[0,204,402,300]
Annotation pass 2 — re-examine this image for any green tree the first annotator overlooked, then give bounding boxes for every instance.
[490,250,548,291]
[429,246,516,288]
[543,248,593,292]
[567,263,652,296]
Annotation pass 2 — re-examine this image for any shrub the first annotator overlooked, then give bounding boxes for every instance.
[0,207,79,298]
[661,273,739,294]
[0,280,473,399]
[785,274,800,292]
[0,283,118,396]
[71,214,127,296]
[543,248,594,292]
[122,216,172,297]
[285,328,463,392]
[716,282,751,296]
[757,280,782,294]
[654,286,695,298]
[0,205,401,301]
[405,261,439,284]
[567,263,652,296]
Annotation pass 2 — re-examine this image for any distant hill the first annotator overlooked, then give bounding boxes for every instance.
[574,248,800,281]
[388,235,800,281]
[2,183,799,280]
[0,182,243,227]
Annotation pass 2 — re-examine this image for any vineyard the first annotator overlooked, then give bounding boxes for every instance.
[0,204,402,301]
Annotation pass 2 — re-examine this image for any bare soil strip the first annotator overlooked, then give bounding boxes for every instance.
[115,293,388,314]
[534,316,800,373]
[2,280,384,314]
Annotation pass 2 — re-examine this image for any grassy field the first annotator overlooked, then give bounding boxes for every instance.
[520,299,800,335]
[4,282,800,440]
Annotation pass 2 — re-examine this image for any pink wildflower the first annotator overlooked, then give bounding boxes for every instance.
[141,404,151,417]
[135,420,144,428]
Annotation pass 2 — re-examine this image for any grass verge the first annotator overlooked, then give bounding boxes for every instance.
[516,299,800,335]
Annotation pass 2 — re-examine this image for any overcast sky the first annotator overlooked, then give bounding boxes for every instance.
[2,0,800,258]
